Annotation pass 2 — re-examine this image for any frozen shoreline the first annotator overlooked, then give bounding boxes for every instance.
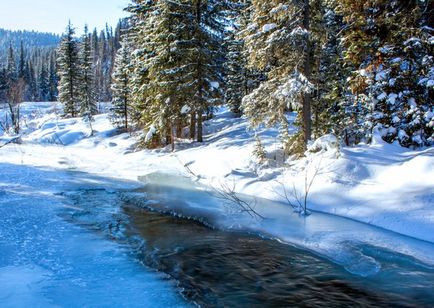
[1,102,433,270]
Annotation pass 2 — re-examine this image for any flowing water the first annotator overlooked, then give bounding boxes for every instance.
[60,185,434,307]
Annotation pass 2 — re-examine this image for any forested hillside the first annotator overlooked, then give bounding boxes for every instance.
[0,21,127,132]
[0,29,59,61]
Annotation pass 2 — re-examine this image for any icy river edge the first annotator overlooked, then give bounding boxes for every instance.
[1,103,434,306]
[1,157,434,306]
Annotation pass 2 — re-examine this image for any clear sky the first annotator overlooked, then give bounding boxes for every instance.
[0,0,130,34]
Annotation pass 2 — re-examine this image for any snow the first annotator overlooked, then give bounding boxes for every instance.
[180,105,190,115]
[289,26,309,37]
[375,69,389,81]
[1,102,434,280]
[145,125,157,143]
[274,72,313,107]
[262,23,277,33]
[377,92,387,100]
[0,162,188,307]
[270,4,288,15]
[387,93,398,105]
[307,134,338,153]
[209,81,220,89]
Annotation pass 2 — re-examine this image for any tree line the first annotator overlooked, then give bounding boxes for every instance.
[105,0,433,153]
[3,1,433,153]
[0,21,126,133]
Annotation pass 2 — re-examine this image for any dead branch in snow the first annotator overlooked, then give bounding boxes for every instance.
[212,181,265,221]
[274,155,328,215]
[0,136,21,148]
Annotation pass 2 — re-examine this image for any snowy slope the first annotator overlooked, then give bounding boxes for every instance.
[1,102,433,271]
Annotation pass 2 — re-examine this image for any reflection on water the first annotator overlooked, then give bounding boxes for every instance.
[61,188,434,307]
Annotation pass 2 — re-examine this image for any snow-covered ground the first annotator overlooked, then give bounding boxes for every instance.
[1,102,433,277]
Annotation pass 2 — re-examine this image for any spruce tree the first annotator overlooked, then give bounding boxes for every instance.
[38,63,50,101]
[48,52,58,101]
[78,25,97,117]
[6,44,16,80]
[241,0,317,155]
[57,21,80,117]
[18,41,26,79]
[337,0,434,147]
[127,0,232,145]
[110,38,132,131]
[225,32,246,116]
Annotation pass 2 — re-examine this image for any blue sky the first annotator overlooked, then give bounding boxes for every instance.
[0,0,130,34]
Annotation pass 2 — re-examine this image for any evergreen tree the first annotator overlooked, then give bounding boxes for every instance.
[78,25,97,117]
[27,61,37,101]
[18,41,26,79]
[110,38,132,131]
[48,52,58,101]
[0,68,8,103]
[127,0,231,145]
[241,0,317,155]
[6,44,16,80]
[57,21,80,117]
[224,32,246,116]
[337,0,434,147]
[38,62,50,101]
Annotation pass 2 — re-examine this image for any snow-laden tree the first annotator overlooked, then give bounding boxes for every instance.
[224,32,246,116]
[78,25,97,118]
[57,21,80,117]
[110,38,132,131]
[127,0,233,145]
[337,0,434,147]
[38,63,50,101]
[241,0,316,154]
[48,53,58,101]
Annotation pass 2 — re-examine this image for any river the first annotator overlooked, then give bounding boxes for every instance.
[60,174,434,307]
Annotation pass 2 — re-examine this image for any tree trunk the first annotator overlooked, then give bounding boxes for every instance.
[302,0,312,148]
[176,118,183,138]
[170,123,175,152]
[197,111,203,143]
[124,95,128,132]
[190,112,196,140]
[166,123,172,147]
[195,0,204,143]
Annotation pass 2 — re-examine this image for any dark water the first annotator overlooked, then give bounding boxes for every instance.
[60,188,434,307]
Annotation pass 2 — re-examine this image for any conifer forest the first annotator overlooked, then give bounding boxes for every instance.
[0,1,433,307]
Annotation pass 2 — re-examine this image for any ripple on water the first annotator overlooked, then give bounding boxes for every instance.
[61,188,434,308]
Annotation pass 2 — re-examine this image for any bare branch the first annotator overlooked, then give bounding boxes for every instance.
[211,181,265,221]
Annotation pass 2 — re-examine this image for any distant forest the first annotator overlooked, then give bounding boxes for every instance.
[0,22,126,103]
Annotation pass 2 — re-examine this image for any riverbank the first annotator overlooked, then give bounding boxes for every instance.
[1,102,433,263]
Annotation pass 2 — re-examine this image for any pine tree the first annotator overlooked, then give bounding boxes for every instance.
[336,0,434,147]
[48,52,58,101]
[0,68,8,103]
[128,0,187,146]
[225,32,246,116]
[38,63,50,101]
[311,4,350,142]
[78,25,97,117]
[127,0,232,145]
[110,38,132,131]
[241,0,317,155]
[6,44,16,80]
[189,0,232,142]
[57,21,80,117]
[18,41,26,79]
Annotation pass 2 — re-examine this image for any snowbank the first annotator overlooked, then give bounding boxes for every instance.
[1,102,433,269]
